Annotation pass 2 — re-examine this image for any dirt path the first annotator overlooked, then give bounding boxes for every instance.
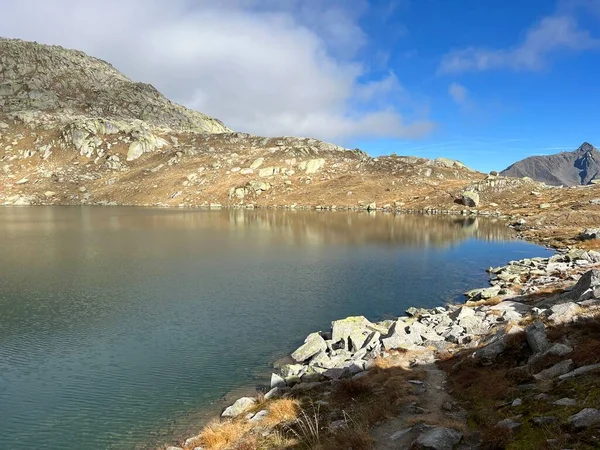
[371,364,475,449]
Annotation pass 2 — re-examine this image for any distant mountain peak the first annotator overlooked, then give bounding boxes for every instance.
[577,142,597,153]
[501,142,599,186]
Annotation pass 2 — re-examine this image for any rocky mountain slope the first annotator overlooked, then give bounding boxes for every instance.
[0,38,230,133]
[0,38,484,211]
[501,142,600,186]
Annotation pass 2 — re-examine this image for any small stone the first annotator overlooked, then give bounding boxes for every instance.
[249,410,269,423]
[329,419,347,431]
[495,419,521,430]
[553,398,577,406]
[531,416,558,426]
[512,398,523,407]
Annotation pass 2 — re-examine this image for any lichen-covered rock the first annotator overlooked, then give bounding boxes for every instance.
[331,316,378,352]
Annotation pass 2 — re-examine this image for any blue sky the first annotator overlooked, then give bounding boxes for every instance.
[2,0,599,172]
[350,0,600,171]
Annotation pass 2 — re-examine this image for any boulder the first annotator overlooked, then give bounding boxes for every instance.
[305,158,325,174]
[560,269,600,302]
[381,319,423,350]
[249,158,264,169]
[464,286,500,301]
[533,359,574,381]
[415,427,462,450]
[547,302,580,325]
[525,321,550,353]
[459,315,489,335]
[291,332,327,362]
[461,191,480,207]
[569,408,600,428]
[331,316,377,352]
[580,228,600,240]
[558,363,600,380]
[222,397,257,418]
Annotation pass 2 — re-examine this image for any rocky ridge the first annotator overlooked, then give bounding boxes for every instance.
[501,142,600,186]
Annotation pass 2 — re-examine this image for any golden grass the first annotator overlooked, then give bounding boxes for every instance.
[263,398,300,426]
[193,420,251,450]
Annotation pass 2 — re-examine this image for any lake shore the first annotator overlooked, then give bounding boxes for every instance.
[169,240,600,449]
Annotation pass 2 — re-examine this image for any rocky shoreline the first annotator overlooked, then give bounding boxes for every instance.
[166,245,600,449]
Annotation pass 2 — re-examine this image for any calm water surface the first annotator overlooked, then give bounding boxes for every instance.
[0,208,552,449]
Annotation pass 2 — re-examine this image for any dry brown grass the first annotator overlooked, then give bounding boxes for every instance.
[466,296,504,307]
[193,420,251,450]
[316,426,374,450]
[263,398,300,426]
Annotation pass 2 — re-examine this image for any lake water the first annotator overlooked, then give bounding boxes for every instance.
[0,207,552,449]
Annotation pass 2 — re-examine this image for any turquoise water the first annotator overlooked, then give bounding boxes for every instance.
[0,208,552,449]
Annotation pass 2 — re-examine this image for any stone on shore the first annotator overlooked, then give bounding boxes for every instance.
[221,397,257,418]
[270,373,286,389]
[291,332,327,362]
[331,316,377,352]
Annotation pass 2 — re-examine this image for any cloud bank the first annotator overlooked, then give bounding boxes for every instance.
[0,0,434,143]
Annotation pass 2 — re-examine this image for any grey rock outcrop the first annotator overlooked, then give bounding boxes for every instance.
[0,38,231,133]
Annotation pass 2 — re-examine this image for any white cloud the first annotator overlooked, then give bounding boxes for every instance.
[439,15,599,74]
[448,82,468,105]
[0,0,433,143]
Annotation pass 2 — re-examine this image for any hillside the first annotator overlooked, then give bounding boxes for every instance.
[501,142,600,186]
[0,38,482,210]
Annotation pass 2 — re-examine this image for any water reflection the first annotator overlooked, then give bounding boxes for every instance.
[0,208,515,261]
